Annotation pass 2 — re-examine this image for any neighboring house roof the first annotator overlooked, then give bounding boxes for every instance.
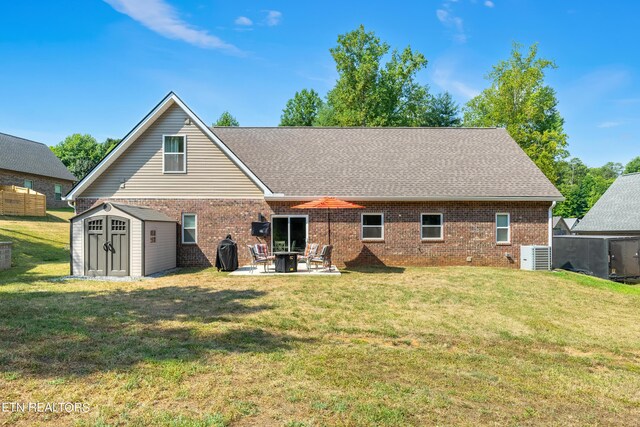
[564,218,579,230]
[70,202,175,222]
[574,173,640,232]
[0,132,76,182]
[213,127,563,200]
[553,216,565,228]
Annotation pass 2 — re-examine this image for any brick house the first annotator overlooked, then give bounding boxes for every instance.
[0,132,76,208]
[65,92,563,276]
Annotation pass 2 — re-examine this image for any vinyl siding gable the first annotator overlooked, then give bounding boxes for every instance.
[81,104,263,199]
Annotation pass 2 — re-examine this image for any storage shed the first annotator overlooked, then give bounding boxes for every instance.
[70,202,177,277]
[552,235,640,281]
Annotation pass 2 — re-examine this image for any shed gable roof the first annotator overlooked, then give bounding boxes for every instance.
[573,173,640,232]
[212,127,563,200]
[0,132,76,181]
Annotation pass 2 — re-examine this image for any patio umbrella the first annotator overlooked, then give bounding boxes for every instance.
[292,197,365,245]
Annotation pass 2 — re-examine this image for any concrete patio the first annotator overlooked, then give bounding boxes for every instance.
[229,262,341,276]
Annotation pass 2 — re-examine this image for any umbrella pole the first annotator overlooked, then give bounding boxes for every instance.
[327,208,331,245]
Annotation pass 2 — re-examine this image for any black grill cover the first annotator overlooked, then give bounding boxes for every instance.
[215,235,238,272]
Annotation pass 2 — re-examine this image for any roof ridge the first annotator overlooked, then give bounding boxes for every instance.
[620,171,640,177]
[211,126,503,130]
[0,131,48,147]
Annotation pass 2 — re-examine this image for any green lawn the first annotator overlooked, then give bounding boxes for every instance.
[1,211,639,426]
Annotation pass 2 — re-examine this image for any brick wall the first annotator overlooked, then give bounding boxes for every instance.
[0,169,74,209]
[76,198,551,269]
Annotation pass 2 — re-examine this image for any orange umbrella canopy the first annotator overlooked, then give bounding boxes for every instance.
[292,197,365,246]
[292,197,365,210]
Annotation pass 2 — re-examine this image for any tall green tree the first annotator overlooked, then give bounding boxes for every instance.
[102,138,121,156]
[51,134,103,179]
[51,135,122,180]
[280,89,324,126]
[213,111,239,127]
[424,92,461,127]
[624,156,640,174]
[323,25,431,127]
[463,43,568,183]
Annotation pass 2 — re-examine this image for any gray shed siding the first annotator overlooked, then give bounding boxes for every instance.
[81,104,263,199]
[144,221,177,275]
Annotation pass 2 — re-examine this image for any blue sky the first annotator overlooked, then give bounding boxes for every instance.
[0,0,638,167]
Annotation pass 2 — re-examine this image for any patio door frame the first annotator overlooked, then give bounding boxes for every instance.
[271,214,309,253]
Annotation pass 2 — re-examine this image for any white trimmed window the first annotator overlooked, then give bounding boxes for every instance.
[54,184,62,200]
[496,213,510,243]
[362,213,384,240]
[163,135,186,173]
[24,179,33,189]
[421,213,443,240]
[182,213,197,244]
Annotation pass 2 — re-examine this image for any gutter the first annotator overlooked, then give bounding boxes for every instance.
[548,201,557,247]
[265,195,566,202]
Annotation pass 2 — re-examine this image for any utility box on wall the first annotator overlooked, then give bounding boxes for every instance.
[521,245,551,271]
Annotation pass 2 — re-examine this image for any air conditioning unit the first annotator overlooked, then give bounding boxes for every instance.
[520,245,551,271]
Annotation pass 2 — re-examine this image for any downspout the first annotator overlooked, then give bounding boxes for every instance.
[67,199,76,213]
[548,201,556,247]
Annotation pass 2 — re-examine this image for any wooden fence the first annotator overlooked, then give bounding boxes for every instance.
[0,185,46,217]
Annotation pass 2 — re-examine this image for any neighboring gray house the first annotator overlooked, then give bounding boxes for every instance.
[564,218,579,230]
[573,173,640,235]
[0,132,76,208]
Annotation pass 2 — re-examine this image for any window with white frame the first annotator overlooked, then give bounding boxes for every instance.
[24,179,33,189]
[362,213,384,240]
[182,213,197,244]
[421,213,443,240]
[163,135,186,173]
[496,213,510,243]
[54,184,62,200]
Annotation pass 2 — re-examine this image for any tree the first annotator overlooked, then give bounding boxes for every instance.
[463,43,568,183]
[323,25,431,127]
[280,89,324,126]
[102,138,121,156]
[51,134,103,179]
[624,156,640,174]
[424,92,461,127]
[214,111,239,127]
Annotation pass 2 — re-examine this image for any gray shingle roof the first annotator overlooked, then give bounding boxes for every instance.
[212,127,562,199]
[573,173,640,232]
[110,203,176,222]
[0,132,76,181]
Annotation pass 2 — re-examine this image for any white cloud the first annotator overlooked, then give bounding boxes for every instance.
[597,121,622,128]
[432,58,480,100]
[484,1,495,7]
[264,10,282,26]
[435,1,466,43]
[234,16,253,26]
[104,0,241,54]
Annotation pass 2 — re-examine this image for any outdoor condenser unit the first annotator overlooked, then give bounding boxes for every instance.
[520,245,551,271]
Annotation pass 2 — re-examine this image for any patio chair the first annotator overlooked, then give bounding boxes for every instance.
[310,245,333,271]
[247,245,271,273]
[298,243,319,271]
[273,241,287,252]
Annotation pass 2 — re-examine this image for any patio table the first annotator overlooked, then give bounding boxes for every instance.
[274,252,299,273]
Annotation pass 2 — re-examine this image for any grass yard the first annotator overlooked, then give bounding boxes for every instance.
[1,211,639,426]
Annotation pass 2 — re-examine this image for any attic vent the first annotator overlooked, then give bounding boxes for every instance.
[520,246,551,271]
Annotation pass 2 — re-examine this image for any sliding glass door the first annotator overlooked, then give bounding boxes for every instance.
[271,215,308,253]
